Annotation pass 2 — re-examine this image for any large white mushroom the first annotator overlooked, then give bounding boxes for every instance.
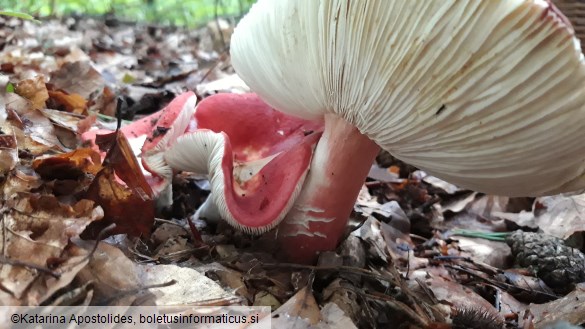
[229,0,585,262]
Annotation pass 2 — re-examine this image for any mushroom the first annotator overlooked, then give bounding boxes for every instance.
[83,92,323,234]
[230,0,585,262]
[143,92,323,233]
[81,92,198,205]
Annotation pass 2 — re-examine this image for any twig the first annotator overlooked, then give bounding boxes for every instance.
[0,255,60,279]
[197,52,229,85]
[261,262,397,284]
[343,284,430,328]
[444,264,558,300]
[96,280,177,305]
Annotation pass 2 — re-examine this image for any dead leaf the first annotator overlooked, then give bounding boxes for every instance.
[87,86,116,116]
[41,108,86,131]
[82,131,154,238]
[83,166,153,237]
[14,76,48,110]
[74,240,143,306]
[318,302,358,329]
[421,172,462,195]
[272,286,320,326]
[531,194,585,239]
[456,237,512,269]
[422,273,501,321]
[196,73,250,96]
[0,133,18,173]
[0,193,102,304]
[49,61,105,99]
[26,244,90,305]
[367,164,402,183]
[196,262,251,301]
[1,165,43,198]
[528,283,585,328]
[32,148,102,180]
[20,109,63,153]
[48,90,87,114]
[137,263,235,305]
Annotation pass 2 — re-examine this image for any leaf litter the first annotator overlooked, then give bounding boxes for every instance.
[0,13,584,329]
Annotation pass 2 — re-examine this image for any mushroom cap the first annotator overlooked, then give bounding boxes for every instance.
[162,93,323,233]
[81,92,198,199]
[231,0,585,196]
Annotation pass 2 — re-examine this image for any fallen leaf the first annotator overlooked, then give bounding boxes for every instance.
[196,73,250,96]
[47,90,87,114]
[318,302,358,329]
[41,108,86,132]
[528,283,585,328]
[82,131,154,238]
[87,86,116,116]
[74,240,143,306]
[49,61,105,99]
[531,194,585,239]
[20,109,63,153]
[1,165,43,198]
[0,133,18,173]
[421,273,501,322]
[14,75,48,110]
[32,148,102,180]
[0,193,102,304]
[26,244,90,305]
[137,263,235,305]
[272,286,320,326]
[456,237,512,269]
[198,262,252,301]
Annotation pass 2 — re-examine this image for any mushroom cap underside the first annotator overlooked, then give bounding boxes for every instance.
[232,0,585,196]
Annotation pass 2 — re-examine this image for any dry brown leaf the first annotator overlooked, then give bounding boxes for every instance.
[87,86,116,116]
[528,283,585,328]
[318,302,358,329]
[351,217,391,261]
[421,172,462,195]
[26,244,90,305]
[272,286,321,326]
[74,241,142,306]
[20,109,63,153]
[0,134,18,174]
[4,92,32,117]
[83,166,153,237]
[38,108,84,131]
[137,263,234,305]
[422,273,501,321]
[49,61,105,99]
[82,131,154,238]
[0,193,102,304]
[1,166,43,199]
[32,148,102,180]
[198,262,252,301]
[14,76,48,110]
[47,90,87,114]
[196,73,250,96]
[456,237,512,269]
[532,194,585,239]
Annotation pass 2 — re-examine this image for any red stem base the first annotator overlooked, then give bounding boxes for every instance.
[277,114,380,263]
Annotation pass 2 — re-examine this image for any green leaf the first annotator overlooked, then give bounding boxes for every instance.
[122,73,136,84]
[0,11,41,23]
[450,229,511,242]
[6,83,15,93]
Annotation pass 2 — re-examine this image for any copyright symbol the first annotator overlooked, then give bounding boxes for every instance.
[11,314,19,324]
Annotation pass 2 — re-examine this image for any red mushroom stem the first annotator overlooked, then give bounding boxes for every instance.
[277,114,380,263]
